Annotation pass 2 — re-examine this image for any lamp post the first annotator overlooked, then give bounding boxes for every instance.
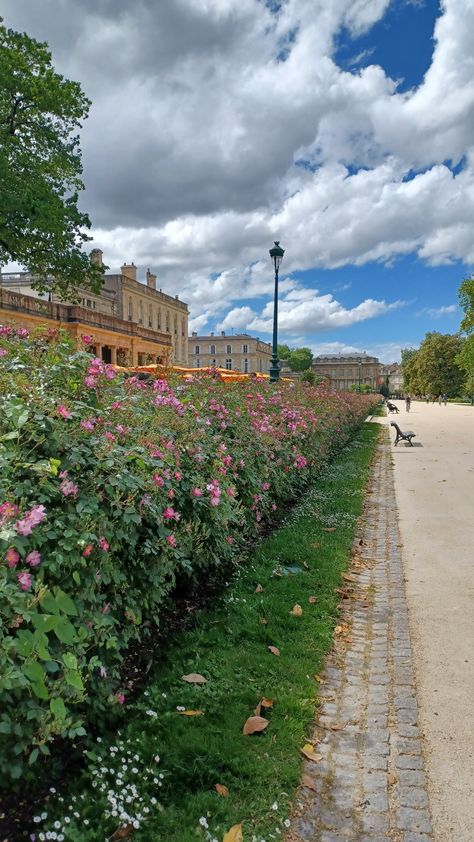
[269,240,285,383]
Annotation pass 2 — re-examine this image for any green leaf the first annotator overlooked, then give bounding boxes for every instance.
[31,681,49,700]
[31,613,59,633]
[40,591,60,615]
[15,631,34,658]
[22,662,45,683]
[55,589,79,616]
[72,570,81,585]
[65,670,84,691]
[50,698,67,720]
[54,619,76,645]
[62,652,78,670]
[28,748,39,766]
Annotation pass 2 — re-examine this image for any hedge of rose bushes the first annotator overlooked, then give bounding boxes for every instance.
[0,326,376,785]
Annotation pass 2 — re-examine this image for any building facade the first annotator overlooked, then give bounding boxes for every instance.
[378,362,404,395]
[188,331,272,374]
[0,250,188,367]
[312,353,381,391]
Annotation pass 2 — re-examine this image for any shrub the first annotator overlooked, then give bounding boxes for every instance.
[0,326,376,784]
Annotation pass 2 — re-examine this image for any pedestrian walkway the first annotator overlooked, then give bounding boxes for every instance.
[287,433,432,842]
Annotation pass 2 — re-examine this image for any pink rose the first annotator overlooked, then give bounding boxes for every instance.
[57,404,72,420]
[166,534,177,548]
[115,692,125,705]
[17,571,32,591]
[98,537,109,551]
[6,548,20,568]
[81,334,93,345]
[25,550,41,567]
[162,507,180,521]
[82,544,94,558]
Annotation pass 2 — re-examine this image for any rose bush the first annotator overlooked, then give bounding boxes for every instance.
[0,326,376,784]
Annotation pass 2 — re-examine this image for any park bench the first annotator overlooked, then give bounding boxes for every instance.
[390,422,416,447]
[386,401,399,414]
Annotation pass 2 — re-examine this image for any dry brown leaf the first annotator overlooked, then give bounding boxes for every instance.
[308,596,318,604]
[215,783,229,797]
[242,715,269,735]
[110,824,134,840]
[268,645,280,656]
[300,743,323,762]
[182,673,207,684]
[342,573,358,583]
[176,709,204,716]
[314,673,325,683]
[223,824,243,842]
[301,773,317,791]
[255,584,264,593]
[290,604,303,617]
[255,697,274,716]
[327,722,346,731]
[259,617,268,625]
[388,771,398,786]
[322,527,336,532]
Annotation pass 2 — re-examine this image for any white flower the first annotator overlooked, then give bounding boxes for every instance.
[33,817,41,824]
[176,706,185,711]
[283,819,290,828]
[271,801,278,810]
[54,822,61,830]
[154,754,160,763]
[199,816,209,829]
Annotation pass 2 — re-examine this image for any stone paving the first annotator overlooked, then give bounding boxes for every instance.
[287,436,433,842]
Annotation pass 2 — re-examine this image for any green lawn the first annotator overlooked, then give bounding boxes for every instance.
[35,422,380,842]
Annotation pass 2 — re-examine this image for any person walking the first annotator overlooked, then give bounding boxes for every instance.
[405,393,411,412]
[438,394,442,406]
[443,393,447,406]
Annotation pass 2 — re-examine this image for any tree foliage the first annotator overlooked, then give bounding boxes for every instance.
[403,333,465,397]
[0,22,104,299]
[278,344,313,371]
[458,276,474,333]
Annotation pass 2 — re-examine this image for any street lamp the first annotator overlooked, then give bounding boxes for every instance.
[269,240,285,383]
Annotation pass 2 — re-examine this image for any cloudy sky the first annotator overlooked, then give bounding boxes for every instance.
[3,0,474,361]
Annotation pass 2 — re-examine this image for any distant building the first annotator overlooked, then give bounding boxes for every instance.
[378,362,403,395]
[188,331,272,373]
[312,353,380,391]
[0,250,188,366]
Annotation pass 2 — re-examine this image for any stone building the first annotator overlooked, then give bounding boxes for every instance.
[0,250,188,367]
[188,331,272,374]
[312,353,381,391]
[378,362,403,396]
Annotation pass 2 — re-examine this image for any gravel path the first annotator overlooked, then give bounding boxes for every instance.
[287,433,432,842]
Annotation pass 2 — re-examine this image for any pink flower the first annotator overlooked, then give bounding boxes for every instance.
[0,501,19,526]
[226,487,236,498]
[15,505,47,536]
[17,571,32,591]
[57,404,72,420]
[152,474,164,487]
[6,547,20,568]
[104,431,116,442]
[25,550,41,567]
[81,334,93,345]
[167,489,175,499]
[163,506,180,521]
[84,375,97,388]
[210,496,220,507]
[80,419,95,431]
[0,348,7,357]
[98,537,109,551]
[191,487,202,497]
[16,328,29,338]
[226,536,234,545]
[174,470,183,481]
[115,424,126,435]
[115,692,125,705]
[166,534,177,547]
[60,478,79,498]
[82,543,94,557]
[105,366,116,380]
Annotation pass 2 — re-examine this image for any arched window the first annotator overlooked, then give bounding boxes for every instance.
[166,311,170,333]
[138,301,143,324]
[181,317,185,337]
[148,304,153,327]
[128,298,133,320]
[157,308,161,330]
[174,315,178,335]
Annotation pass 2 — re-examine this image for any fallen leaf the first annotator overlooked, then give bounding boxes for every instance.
[301,773,317,791]
[242,715,269,735]
[215,783,229,797]
[388,771,398,786]
[327,722,346,731]
[260,617,268,625]
[290,604,303,617]
[300,743,323,762]
[322,527,336,532]
[110,824,134,840]
[314,673,325,683]
[182,673,207,684]
[223,824,243,842]
[254,697,274,716]
[268,645,280,656]
[176,709,204,716]
[308,596,318,604]
[255,584,264,593]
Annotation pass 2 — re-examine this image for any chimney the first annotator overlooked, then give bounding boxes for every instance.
[146,269,157,290]
[192,331,197,337]
[90,248,103,267]
[210,332,214,336]
[221,330,225,336]
[121,262,137,281]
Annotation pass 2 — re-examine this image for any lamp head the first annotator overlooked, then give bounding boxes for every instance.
[269,241,285,271]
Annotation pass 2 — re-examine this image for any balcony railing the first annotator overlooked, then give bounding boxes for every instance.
[0,288,172,347]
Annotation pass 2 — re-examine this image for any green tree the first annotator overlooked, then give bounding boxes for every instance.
[379,382,390,398]
[286,347,313,372]
[458,276,474,333]
[0,22,104,299]
[412,332,465,397]
[456,334,474,397]
[277,344,292,361]
[457,276,474,395]
[300,369,315,385]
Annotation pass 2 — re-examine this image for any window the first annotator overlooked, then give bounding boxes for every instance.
[138,301,143,324]
[225,358,232,370]
[148,305,153,327]
[86,299,92,308]
[128,298,133,321]
[157,308,161,330]
[226,344,232,354]
[259,359,262,372]
[182,318,185,337]
[242,344,248,354]
[93,301,96,309]
[209,344,216,354]
[166,311,170,332]
[211,358,216,367]
[196,359,200,368]
[194,345,200,355]
[244,358,249,373]
[174,315,178,335]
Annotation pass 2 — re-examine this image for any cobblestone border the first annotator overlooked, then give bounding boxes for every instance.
[287,436,433,842]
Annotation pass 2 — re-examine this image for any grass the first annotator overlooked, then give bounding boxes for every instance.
[34,422,380,842]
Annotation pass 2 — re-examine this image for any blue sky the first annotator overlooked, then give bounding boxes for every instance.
[3,0,474,362]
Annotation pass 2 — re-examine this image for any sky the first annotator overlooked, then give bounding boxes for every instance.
[3,0,474,362]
